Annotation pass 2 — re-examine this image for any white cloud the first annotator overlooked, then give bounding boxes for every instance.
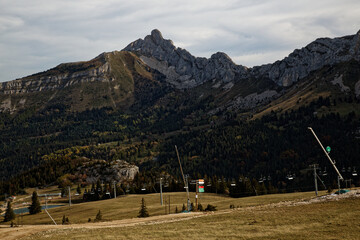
[0,0,360,81]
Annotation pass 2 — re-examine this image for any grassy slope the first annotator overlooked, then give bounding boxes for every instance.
[7,191,358,240]
[2,190,328,225]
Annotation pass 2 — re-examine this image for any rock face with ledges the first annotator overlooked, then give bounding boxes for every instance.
[125,29,360,88]
[252,31,360,86]
[124,29,249,88]
[0,53,110,94]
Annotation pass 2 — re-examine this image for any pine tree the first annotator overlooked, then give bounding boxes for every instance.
[198,203,204,211]
[76,184,82,195]
[4,201,15,222]
[138,198,149,218]
[181,203,186,212]
[29,191,41,214]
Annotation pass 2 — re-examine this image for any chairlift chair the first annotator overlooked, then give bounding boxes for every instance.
[287,173,294,180]
[322,167,327,176]
[352,167,357,176]
[258,176,263,183]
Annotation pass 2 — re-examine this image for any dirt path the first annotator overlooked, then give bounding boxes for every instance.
[1,190,359,240]
[0,211,213,240]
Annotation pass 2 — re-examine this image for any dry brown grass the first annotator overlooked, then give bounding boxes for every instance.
[2,191,327,225]
[16,194,360,240]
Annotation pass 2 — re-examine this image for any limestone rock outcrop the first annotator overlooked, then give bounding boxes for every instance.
[125,29,360,88]
[252,30,360,86]
[77,159,139,184]
[123,29,249,88]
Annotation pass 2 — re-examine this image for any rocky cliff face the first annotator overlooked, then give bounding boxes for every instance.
[0,53,110,94]
[123,29,249,89]
[77,159,139,184]
[125,29,360,88]
[0,51,166,113]
[253,30,360,86]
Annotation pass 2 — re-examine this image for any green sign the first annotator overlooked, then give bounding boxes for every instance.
[326,146,331,153]
[198,185,204,193]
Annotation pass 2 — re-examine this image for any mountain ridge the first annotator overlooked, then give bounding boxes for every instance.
[0,29,359,115]
[124,29,360,89]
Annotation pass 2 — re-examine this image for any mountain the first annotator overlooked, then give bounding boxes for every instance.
[124,29,360,88]
[1,29,359,115]
[0,30,359,195]
[123,29,249,89]
[0,51,169,113]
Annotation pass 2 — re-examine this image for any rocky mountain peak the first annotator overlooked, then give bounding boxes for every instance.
[149,29,164,44]
[124,29,248,89]
[125,29,360,88]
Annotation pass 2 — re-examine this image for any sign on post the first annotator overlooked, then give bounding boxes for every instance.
[326,146,331,153]
[198,179,205,193]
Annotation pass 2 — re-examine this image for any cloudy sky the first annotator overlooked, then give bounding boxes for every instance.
[1,0,359,82]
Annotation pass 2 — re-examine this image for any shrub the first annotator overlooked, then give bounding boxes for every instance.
[198,203,204,211]
[95,210,102,221]
[205,204,217,211]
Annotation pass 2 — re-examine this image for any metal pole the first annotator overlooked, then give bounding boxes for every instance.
[195,181,198,211]
[175,145,186,187]
[313,165,318,196]
[68,186,71,207]
[175,145,190,211]
[45,194,48,209]
[316,173,327,189]
[308,127,343,180]
[160,177,163,205]
[338,176,341,193]
[45,209,57,225]
[185,175,190,211]
[113,182,117,199]
[168,195,170,214]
